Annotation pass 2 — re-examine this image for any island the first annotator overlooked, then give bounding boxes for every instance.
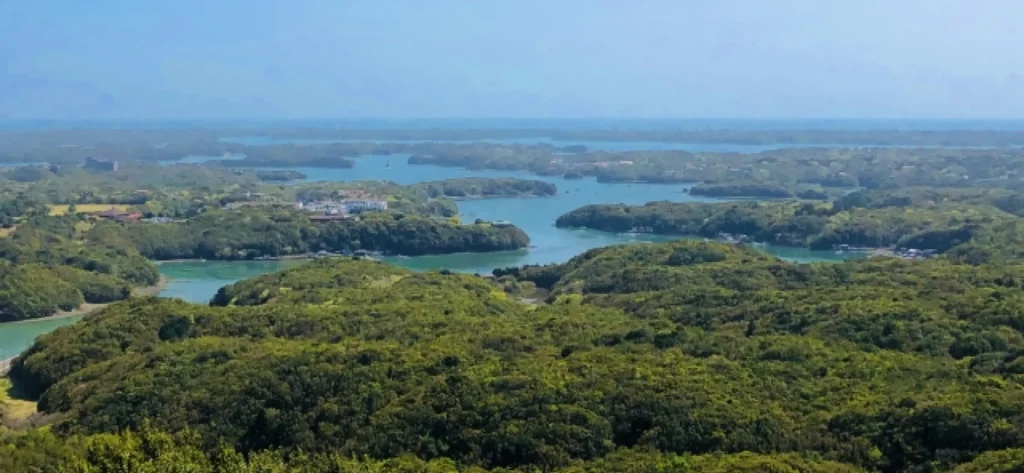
[120,208,530,260]
[404,143,1024,192]
[412,177,558,198]
[203,144,358,168]
[6,128,1024,196]
[555,197,1023,261]
[11,127,1024,166]
[688,182,830,200]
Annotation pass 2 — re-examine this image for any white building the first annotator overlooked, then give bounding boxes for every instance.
[342,199,388,212]
[297,199,387,214]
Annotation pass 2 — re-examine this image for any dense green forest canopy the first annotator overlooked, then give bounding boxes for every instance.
[286,177,556,208]
[0,204,528,320]
[0,216,160,284]
[408,145,1024,190]
[202,143,358,168]
[410,177,557,198]
[261,177,554,220]
[9,127,1024,471]
[115,208,530,260]
[0,170,545,321]
[688,182,831,199]
[0,164,284,217]
[497,239,1024,357]
[555,200,1022,256]
[7,245,1024,471]
[0,163,554,220]
[834,187,1024,216]
[0,216,157,321]
[0,194,50,227]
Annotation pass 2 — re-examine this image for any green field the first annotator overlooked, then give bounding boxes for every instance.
[47,203,130,216]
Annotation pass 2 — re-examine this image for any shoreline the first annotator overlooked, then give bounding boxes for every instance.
[0,276,170,326]
[450,193,555,201]
[558,226,889,254]
[154,255,315,264]
[153,246,528,264]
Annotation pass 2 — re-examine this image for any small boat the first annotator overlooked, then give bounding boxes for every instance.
[385,161,391,169]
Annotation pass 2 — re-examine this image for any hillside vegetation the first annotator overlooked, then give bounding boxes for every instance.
[5,246,1024,471]
[116,208,530,260]
[556,199,1022,257]
[0,216,157,321]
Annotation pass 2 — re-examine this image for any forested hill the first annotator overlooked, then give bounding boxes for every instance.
[7,245,1024,472]
[555,199,1022,259]
[116,209,529,260]
[0,209,527,322]
[496,239,1024,358]
[411,177,557,198]
[0,216,158,322]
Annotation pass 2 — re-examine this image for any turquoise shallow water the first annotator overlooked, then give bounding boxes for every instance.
[152,156,852,303]
[0,155,856,358]
[157,260,305,302]
[0,317,83,359]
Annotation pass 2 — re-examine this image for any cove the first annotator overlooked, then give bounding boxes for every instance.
[0,316,83,359]
[158,260,305,302]
[0,157,854,358]
[0,262,304,358]
[157,155,854,303]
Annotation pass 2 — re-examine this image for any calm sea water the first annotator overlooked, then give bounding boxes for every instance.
[0,261,303,359]
[158,260,305,301]
[0,119,1008,357]
[0,317,83,360]
[0,138,860,359]
[152,156,852,305]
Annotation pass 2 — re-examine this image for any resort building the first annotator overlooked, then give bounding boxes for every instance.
[296,198,388,215]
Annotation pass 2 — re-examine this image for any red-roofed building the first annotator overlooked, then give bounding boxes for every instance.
[92,207,142,223]
[309,214,348,223]
[114,213,142,222]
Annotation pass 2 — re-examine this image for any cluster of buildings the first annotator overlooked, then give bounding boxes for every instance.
[90,207,142,222]
[83,157,119,172]
[893,248,939,260]
[548,158,634,169]
[297,199,388,214]
[296,190,389,222]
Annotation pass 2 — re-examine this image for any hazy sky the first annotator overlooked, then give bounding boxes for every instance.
[2,0,1023,119]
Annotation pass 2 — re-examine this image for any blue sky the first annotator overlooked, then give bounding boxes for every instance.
[2,0,1022,119]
